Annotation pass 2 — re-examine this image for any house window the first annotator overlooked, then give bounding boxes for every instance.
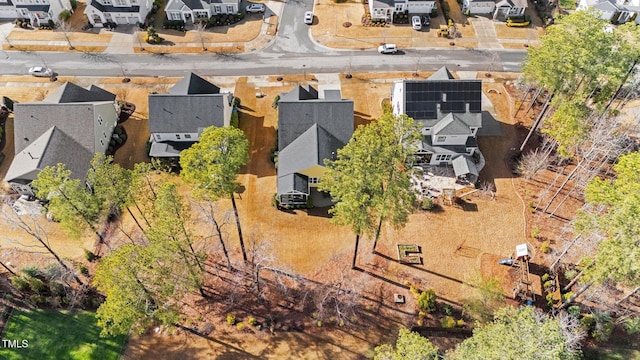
[103,132,107,138]
[176,134,181,140]
[100,139,104,146]
[309,177,320,184]
[97,115,103,126]
[214,5,221,12]
[435,154,453,162]
[442,93,447,102]
[114,0,126,5]
[102,0,111,4]
[226,5,233,12]
[185,134,192,139]
[437,136,446,142]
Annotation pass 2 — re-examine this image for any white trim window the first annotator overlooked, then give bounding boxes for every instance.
[309,177,320,184]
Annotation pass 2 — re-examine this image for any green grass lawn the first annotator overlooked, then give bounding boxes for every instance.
[0,309,127,360]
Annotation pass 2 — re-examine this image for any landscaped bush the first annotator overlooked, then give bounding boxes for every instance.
[226,314,236,325]
[272,95,280,109]
[420,197,435,210]
[418,289,437,313]
[145,26,164,44]
[231,111,239,128]
[564,269,577,280]
[441,315,456,328]
[540,240,551,253]
[248,317,258,326]
[163,19,185,30]
[58,10,71,21]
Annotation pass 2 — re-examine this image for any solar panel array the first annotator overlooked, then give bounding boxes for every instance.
[405,80,482,120]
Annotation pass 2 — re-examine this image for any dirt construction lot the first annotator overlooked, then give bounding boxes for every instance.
[0,71,528,358]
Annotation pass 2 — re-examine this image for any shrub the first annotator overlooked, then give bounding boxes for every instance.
[591,311,614,342]
[541,273,550,282]
[84,249,97,262]
[226,314,236,325]
[456,319,465,327]
[442,304,452,315]
[418,289,437,313]
[30,295,47,306]
[580,314,595,329]
[230,111,239,128]
[530,228,540,239]
[70,0,78,9]
[623,316,640,335]
[233,96,241,108]
[28,277,48,294]
[562,291,574,302]
[248,317,258,326]
[543,280,553,290]
[441,315,456,328]
[567,305,581,318]
[11,276,31,292]
[236,322,245,331]
[420,197,435,210]
[540,240,551,253]
[272,95,280,109]
[58,10,71,21]
[22,266,41,278]
[564,269,577,280]
[49,282,66,297]
[78,264,89,276]
[317,321,323,327]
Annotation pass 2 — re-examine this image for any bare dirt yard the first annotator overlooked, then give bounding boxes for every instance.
[1,71,538,358]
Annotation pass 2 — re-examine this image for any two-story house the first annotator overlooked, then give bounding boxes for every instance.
[148,72,233,158]
[277,85,354,207]
[369,0,436,21]
[4,82,119,195]
[1,0,72,26]
[461,0,527,19]
[392,66,483,183]
[577,0,640,24]
[164,0,238,23]
[85,0,151,27]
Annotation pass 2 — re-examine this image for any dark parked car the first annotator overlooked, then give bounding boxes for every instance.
[422,15,430,26]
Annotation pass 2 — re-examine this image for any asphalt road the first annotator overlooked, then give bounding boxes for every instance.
[0,48,526,78]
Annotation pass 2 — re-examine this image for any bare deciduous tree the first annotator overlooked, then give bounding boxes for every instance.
[56,21,75,50]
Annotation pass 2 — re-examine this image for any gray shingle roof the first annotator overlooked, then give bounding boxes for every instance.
[44,82,116,104]
[452,155,478,177]
[427,66,455,80]
[419,136,468,154]
[277,85,354,150]
[170,73,220,95]
[432,113,472,136]
[14,103,107,154]
[277,173,309,195]
[277,124,342,178]
[148,93,229,133]
[4,126,93,183]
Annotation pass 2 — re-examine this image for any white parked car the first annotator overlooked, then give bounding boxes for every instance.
[304,11,313,25]
[412,16,422,30]
[246,3,265,13]
[28,66,53,77]
[377,43,398,54]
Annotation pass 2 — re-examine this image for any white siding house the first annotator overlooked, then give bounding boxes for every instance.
[164,0,238,23]
[85,0,152,27]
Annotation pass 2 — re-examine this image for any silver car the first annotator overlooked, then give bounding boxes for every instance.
[246,3,265,13]
[28,66,53,77]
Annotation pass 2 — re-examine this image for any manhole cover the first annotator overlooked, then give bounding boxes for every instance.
[343,22,352,28]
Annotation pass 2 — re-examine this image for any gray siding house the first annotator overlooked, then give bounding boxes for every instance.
[392,66,483,183]
[277,85,354,207]
[4,82,119,195]
[148,72,233,158]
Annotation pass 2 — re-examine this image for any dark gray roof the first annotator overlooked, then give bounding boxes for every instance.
[4,126,93,183]
[277,173,309,195]
[452,155,479,177]
[181,0,204,10]
[148,93,229,133]
[44,82,116,104]
[170,73,220,95]
[15,3,49,10]
[419,136,468,154]
[87,0,140,12]
[148,140,196,157]
[278,85,354,150]
[277,124,342,178]
[14,102,107,154]
[428,66,455,81]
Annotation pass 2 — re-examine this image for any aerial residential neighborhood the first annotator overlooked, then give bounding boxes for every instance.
[0,0,639,358]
